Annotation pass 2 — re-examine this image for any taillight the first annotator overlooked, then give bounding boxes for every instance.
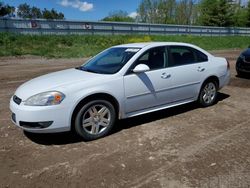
[226,59,230,69]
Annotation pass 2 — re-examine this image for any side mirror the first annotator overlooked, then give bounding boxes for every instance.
[133,64,150,73]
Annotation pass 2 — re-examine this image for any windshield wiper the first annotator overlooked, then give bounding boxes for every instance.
[75,66,101,74]
[75,66,83,70]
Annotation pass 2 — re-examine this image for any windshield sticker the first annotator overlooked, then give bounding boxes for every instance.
[125,48,140,53]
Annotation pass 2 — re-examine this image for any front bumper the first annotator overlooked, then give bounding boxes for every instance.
[236,60,250,73]
[9,96,71,133]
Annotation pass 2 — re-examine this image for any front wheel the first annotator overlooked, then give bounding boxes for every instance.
[198,81,218,107]
[74,100,116,141]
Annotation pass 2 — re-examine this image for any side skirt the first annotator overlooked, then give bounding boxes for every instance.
[124,98,196,119]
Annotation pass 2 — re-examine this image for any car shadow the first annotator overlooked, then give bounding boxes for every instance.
[24,130,83,145]
[112,92,230,133]
[24,92,230,146]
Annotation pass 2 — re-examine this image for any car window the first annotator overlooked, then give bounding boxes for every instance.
[168,46,208,67]
[130,46,167,72]
[96,49,124,65]
[194,48,208,62]
[80,47,140,74]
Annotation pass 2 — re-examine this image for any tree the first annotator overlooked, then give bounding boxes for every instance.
[17,3,31,18]
[198,0,233,27]
[42,9,53,19]
[42,8,64,19]
[137,0,198,24]
[51,8,64,19]
[232,4,247,27]
[246,1,250,27]
[17,3,64,19]
[198,0,218,26]
[30,6,42,19]
[137,0,159,23]
[102,10,135,22]
[175,0,195,25]
[217,0,233,26]
[159,0,176,24]
[0,2,15,17]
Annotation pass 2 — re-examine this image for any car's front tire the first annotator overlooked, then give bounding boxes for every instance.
[74,100,116,141]
[198,80,218,107]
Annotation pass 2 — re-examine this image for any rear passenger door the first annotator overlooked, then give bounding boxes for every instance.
[166,45,209,103]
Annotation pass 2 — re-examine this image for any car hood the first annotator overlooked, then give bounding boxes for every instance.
[15,68,106,100]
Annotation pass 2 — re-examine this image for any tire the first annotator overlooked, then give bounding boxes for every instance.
[198,80,218,107]
[74,100,116,141]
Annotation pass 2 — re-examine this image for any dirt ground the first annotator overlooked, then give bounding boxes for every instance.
[0,50,250,188]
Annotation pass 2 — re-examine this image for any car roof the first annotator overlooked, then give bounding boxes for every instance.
[114,42,213,58]
[114,42,198,49]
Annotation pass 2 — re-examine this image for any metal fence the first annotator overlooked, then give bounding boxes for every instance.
[1,18,250,36]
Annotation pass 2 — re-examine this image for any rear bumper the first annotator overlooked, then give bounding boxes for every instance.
[9,96,71,133]
[236,60,250,73]
[219,70,230,89]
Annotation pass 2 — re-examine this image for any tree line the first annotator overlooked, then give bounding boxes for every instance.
[1,1,250,27]
[0,2,64,19]
[103,0,250,27]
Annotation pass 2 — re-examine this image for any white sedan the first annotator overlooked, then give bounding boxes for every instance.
[10,42,230,140]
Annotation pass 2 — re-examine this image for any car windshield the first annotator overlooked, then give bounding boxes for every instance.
[78,47,140,74]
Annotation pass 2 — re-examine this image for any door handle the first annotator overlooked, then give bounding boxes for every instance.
[161,73,171,79]
[197,67,205,72]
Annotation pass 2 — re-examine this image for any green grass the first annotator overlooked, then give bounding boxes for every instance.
[0,33,249,58]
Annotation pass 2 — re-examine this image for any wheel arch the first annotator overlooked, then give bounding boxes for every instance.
[202,75,219,89]
[197,75,219,100]
[198,75,219,107]
[70,93,120,131]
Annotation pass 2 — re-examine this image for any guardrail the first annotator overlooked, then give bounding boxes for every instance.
[1,18,250,36]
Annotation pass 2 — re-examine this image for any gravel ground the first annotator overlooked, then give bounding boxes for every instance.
[0,50,250,188]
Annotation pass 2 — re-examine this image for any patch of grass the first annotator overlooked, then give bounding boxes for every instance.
[0,33,249,58]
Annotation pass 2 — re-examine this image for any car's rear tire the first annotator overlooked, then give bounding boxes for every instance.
[198,80,218,107]
[74,100,116,141]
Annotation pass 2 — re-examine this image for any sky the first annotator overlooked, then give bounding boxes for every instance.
[2,0,141,21]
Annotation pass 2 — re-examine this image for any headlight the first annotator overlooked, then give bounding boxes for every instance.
[24,91,65,106]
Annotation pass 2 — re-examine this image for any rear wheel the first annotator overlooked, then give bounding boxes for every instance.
[74,100,116,141]
[198,81,218,107]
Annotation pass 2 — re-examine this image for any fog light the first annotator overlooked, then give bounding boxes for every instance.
[11,113,16,123]
[19,121,53,129]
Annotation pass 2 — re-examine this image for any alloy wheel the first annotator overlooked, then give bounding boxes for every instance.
[81,104,111,135]
[202,82,216,105]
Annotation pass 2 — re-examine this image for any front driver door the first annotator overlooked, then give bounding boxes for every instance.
[124,46,172,114]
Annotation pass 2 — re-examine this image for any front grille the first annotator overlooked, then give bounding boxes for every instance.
[241,62,250,69]
[13,95,22,105]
